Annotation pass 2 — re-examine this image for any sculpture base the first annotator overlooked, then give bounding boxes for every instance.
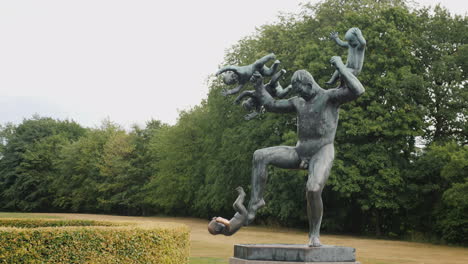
[229,258,360,264]
[230,244,359,263]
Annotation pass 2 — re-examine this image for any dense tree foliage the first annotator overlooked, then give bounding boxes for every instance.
[0,0,466,245]
[0,117,85,211]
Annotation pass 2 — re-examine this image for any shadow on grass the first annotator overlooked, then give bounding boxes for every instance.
[190,257,228,264]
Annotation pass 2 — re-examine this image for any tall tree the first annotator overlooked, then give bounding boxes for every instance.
[413,6,468,144]
[53,120,120,212]
[0,117,85,211]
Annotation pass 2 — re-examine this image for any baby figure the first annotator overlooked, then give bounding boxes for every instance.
[234,69,291,120]
[216,53,280,96]
[327,27,366,85]
[208,187,248,236]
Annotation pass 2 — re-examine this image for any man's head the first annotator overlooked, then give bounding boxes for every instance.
[344,28,360,47]
[223,71,239,85]
[291,70,318,100]
[208,217,226,235]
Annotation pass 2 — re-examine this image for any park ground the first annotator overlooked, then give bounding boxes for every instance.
[0,212,467,264]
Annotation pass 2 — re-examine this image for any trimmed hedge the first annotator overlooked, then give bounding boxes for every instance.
[0,218,190,264]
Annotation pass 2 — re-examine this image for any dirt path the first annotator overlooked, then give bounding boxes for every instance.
[23,213,468,264]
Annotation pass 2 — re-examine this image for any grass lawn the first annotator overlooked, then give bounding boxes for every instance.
[0,212,61,219]
[1,212,467,264]
[189,257,227,264]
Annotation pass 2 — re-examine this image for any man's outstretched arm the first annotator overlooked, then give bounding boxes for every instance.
[328,56,365,103]
[260,87,296,113]
[276,84,292,98]
[247,71,295,113]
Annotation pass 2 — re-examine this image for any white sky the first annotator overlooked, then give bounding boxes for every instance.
[0,0,466,128]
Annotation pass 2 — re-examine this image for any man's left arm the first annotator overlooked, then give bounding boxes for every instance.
[254,76,296,113]
[351,28,366,49]
[328,56,365,104]
[260,87,296,113]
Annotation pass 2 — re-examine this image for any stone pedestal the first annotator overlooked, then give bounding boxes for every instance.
[229,244,360,264]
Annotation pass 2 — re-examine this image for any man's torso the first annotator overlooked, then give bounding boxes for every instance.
[293,92,339,159]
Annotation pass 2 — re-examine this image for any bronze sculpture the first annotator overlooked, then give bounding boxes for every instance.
[211,29,366,248]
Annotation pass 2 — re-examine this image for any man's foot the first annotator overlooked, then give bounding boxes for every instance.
[251,199,265,211]
[325,80,336,85]
[308,236,321,247]
[246,199,266,224]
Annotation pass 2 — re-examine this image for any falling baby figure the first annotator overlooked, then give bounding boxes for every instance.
[208,187,248,236]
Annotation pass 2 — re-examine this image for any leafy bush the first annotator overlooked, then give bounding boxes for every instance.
[0,218,190,264]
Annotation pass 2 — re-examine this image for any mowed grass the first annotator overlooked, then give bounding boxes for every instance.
[1,212,467,264]
[0,212,62,219]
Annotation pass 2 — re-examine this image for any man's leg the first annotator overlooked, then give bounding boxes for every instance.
[247,146,300,224]
[306,144,334,247]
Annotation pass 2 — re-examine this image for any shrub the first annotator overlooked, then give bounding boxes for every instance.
[0,218,190,264]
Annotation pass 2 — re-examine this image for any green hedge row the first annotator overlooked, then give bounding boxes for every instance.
[0,218,190,264]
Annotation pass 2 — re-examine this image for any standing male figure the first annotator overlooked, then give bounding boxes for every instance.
[246,56,365,247]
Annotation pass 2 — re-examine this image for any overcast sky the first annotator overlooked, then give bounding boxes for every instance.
[0,0,466,128]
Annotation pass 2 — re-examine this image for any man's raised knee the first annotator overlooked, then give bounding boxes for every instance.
[306,182,322,194]
[253,149,267,163]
